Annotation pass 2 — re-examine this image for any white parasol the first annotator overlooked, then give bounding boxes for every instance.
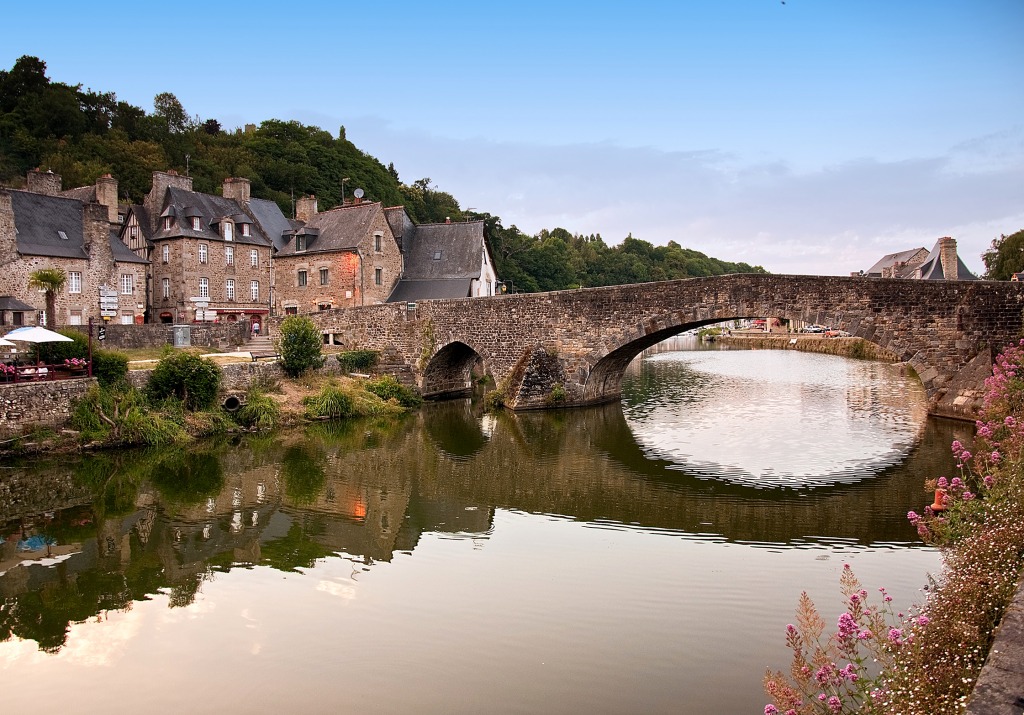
[0,337,15,347]
[3,326,74,343]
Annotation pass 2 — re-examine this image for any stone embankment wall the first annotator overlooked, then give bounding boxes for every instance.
[717,334,900,361]
[62,321,250,351]
[125,360,284,394]
[0,378,96,438]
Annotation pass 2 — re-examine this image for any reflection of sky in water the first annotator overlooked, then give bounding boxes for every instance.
[622,349,928,488]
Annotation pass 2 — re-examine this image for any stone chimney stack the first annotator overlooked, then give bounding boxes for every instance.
[95,174,119,223]
[222,177,251,204]
[938,236,959,280]
[296,195,318,222]
[26,169,62,196]
[144,170,194,232]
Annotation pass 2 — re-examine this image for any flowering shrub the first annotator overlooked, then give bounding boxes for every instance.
[765,339,1024,714]
[63,357,87,369]
[0,363,15,379]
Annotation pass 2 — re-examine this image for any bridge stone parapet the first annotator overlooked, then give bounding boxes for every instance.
[280,275,1024,418]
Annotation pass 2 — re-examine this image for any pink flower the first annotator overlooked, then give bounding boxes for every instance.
[888,628,903,644]
[937,476,949,488]
[984,475,995,489]
[916,615,930,626]
[828,695,842,712]
[907,510,921,524]
[963,491,975,501]
[764,706,779,715]
[991,451,1001,463]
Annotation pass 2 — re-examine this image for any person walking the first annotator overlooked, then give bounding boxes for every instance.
[252,319,260,338]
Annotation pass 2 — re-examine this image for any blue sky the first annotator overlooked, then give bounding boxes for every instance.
[3,0,1022,275]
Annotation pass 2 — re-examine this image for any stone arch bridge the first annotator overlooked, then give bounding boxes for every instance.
[289,275,1024,419]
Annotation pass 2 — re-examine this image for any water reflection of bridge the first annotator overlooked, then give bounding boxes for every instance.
[0,401,968,650]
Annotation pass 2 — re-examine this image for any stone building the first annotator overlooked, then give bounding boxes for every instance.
[0,169,147,327]
[272,195,404,314]
[122,172,273,324]
[858,237,978,280]
[384,209,498,301]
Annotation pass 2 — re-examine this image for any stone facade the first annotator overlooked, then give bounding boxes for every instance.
[0,378,96,438]
[284,274,1024,417]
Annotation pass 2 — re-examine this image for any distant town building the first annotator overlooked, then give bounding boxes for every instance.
[856,237,978,281]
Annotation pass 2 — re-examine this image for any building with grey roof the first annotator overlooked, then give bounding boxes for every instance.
[858,238,978,281]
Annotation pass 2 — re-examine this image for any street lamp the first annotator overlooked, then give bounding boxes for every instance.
[341,177,350,205]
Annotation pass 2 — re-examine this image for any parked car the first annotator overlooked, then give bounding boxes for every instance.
[803,325,825,333]
[826,329,851,338]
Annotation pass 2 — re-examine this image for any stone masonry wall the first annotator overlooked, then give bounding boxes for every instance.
[282,275,1024,416]
[63,321,250,350]
[0,378,97,438]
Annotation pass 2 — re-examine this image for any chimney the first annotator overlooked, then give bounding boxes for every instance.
[445,217,451,224]
[95,174,119,223]
[296,195,318,222]
[222,177,251,204]
[938,237,959,280]
[144,170,194,232]
[26,168,62,196]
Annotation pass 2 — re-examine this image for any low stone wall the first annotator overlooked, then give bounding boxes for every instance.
[0,378,97,438]
[126,360,284,394]
[716,334,900,361]
[62,322,250,351]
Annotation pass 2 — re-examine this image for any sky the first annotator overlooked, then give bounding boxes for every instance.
[2,0,1022,276]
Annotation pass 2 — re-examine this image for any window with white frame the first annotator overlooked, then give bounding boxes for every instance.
[225,246,234,265]
[250,249,258,267]
[250,280,259,301]
[162,216,173,230]
[162,244,169,263]
[191,217,201,231]
[69,310,82,325]
[320,268,329,285]
[241,223,250,237]
[121,312,133,325]
[121,274,134,295]
[199,277,209,298]
[68,271,82,294]
[199,244,208,263]
[223,222,234,241]
[162,278,170,298]
[226,279,235,300]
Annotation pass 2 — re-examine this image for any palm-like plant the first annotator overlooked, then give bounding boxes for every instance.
[27,267,67,328]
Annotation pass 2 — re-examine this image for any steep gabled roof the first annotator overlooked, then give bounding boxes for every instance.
[387,279,474,302]
[865,247,928,277]
[275,202,380,256]
[109,228,148,264]
[151,187,271,247]
[916,239,979,280]
[9,190,88,259]
[245,197,293,252]
[402,221,486,280]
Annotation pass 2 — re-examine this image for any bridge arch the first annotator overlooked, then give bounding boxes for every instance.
[421,340,487,399]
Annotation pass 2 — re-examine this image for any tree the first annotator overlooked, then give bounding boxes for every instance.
[27,267,66,328]
[276,315,324,377]
[152,92,190,134]
[982,229,1024,281]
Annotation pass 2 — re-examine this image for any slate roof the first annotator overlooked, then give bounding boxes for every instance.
[8,190,88,259]
[383,206,415,250]
[865,247,927,277]
[388,279,475,302]
[916,239,979,281]
[245,197,293,252]
[109,228,148,264]
[150,187,271,247]
[401,221,486,280]
[125,205,153,241]
[275,202,380,257]
[0,296,35,311]
[60,185,97,203]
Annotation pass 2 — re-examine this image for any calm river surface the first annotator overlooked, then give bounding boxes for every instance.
[0,343,970,713]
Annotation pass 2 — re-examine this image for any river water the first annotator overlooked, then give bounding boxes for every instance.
[0,343,970,713]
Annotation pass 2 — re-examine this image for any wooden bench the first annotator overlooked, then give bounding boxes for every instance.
[250,351,280,362]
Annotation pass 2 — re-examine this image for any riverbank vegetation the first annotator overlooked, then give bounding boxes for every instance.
[764,340,1024,714]
[1,55,765,294]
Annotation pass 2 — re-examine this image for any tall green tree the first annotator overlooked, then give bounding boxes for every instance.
[982,229,1024,281]
[27,267,66,328]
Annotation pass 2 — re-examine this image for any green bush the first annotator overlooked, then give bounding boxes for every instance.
[303,382,355,419]
[236,389,281,430]
[365,375,421,407]
[92,349,129,386]
[336,350,379,373]
[146,352,222,410]
[277,316,324,377]
[38,329,87,363]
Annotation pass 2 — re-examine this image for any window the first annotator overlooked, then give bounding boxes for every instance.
[225,246,234,265]
[320,268,329,285]
[226,279,235,300]
[191,217,201,231]
[318,302,331,311]
[285,306,298,315]
[162,216,173,230]
[162,244,169,263]
[68,271,82,294]
[375,268,382,286]
[12,312,23,326]
[69,310,82,325]
[120,312,133,325]
[374,233,382,252]
[199,277,209,299]
[296,235,306,251]
[242,223,250,237]
[121,274,134,295]
[58,230,68,241]
[162,278,170,298]
[250,249,258,267]
[223,222,233,241]
[433,251,442,260]
[298,270,307,287]
[250,281,259,301]
[199,244,208,263]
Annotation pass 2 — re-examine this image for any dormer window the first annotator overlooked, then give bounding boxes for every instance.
[223,222,234,241]
[296,235,306,252]
[162,216,173,230]
[241,223,250,237]
[191,217,201,231]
